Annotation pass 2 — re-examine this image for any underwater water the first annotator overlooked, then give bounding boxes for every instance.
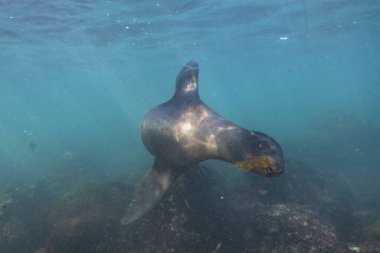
[1,0,380,252]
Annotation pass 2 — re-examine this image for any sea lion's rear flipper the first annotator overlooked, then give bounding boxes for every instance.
[121,159,178,225]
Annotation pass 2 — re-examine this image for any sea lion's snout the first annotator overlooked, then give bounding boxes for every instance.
[233,155,283,177]
[232,131,284,177]
[258,155,284,177]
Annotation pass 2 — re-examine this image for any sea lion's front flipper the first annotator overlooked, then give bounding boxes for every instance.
[121,159,179,225]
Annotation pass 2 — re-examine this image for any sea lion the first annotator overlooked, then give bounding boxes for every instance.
[121,61,284,225]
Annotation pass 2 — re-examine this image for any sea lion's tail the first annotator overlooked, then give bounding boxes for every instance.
[121,159,178,225]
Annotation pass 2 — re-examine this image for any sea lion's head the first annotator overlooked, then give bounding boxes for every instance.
[233,131,284,177]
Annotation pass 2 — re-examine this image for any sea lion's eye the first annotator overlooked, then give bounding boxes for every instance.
[258,142,270,150]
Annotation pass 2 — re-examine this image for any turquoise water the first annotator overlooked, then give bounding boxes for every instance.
[0,1,380,251]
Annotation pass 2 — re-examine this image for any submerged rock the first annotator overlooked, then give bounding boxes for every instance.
[118,165,227,252]
[45,182,132,253]
[117,164,352,252]
[229,200,347,252]
[0,188,47,253]
[368,217,380,240]
[1,161,376,253]
[244,159,359,240]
